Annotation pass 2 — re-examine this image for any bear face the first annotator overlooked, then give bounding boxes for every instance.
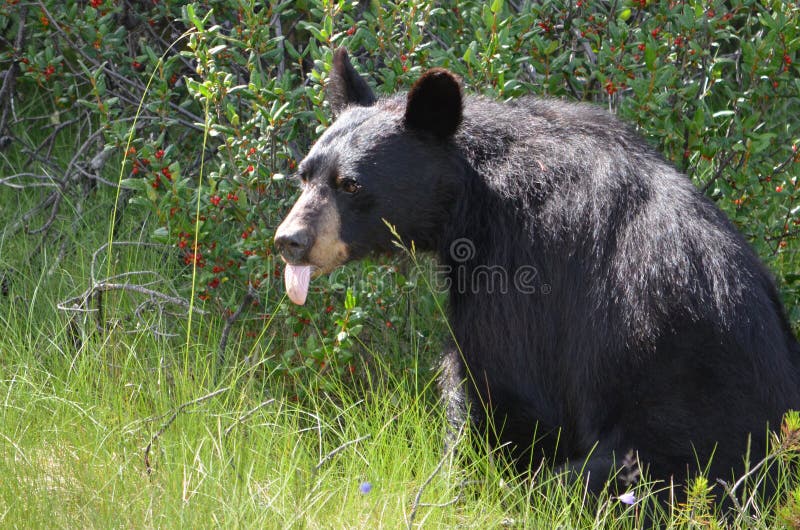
[274,50,466,302]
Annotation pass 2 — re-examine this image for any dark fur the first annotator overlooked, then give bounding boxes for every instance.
[279,49,800,498]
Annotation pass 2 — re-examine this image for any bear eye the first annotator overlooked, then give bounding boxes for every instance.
[337,177,361,195]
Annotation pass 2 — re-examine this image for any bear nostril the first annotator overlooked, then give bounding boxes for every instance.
[274,230,311,262]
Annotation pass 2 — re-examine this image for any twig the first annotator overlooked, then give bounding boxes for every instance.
[143,387,229,474]
[90,241,169,284]
[58,281,204,314]
[25,190,63,235]
[417,479,476,509]
[573,28,597,64]
[715,448,777,520]
[57,242,203,342]
[223,399,275,438]
[314,434,371,473]
[221,397,276,480]
[0,172,61,189]
[0,5,27,135]
[270,8,285,80]
[218,284,257,365]
[407,425,464,529]
[701,150,738,195]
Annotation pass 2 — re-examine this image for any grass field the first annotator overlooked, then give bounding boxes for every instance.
[1,117,798,530]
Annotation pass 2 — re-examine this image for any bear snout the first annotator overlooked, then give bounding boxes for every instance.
[274,227,312,264]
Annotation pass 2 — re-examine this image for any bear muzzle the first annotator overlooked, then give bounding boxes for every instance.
[274,205,350,305]
[274,227,312,265]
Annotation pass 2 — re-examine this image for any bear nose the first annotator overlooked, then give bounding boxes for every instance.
[274,229,311,264]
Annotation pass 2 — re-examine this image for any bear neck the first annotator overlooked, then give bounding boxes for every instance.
[437,165,545,305]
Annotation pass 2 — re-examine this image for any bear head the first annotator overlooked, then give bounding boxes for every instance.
[274,48,464,304]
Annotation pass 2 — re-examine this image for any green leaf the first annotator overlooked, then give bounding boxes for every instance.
[152,226,170,242]
[344,288,356,310]
[119,178,146,192]
[298,22,327,43]
[463,41,478,66]
[185,4,204,31]
[644,43,656,71]
[208,44,227,56]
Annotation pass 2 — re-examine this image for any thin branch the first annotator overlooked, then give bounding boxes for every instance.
[143,387,229,474]
[0,173,62,189]
[90,241,171,284]
[218,284,257,365]
[314,434,372,473]
[25,190,63,235]
[223,399,275,438]
[59,282,204,314]
[0,5,27,135]
[406,425,464,529]
[715,443,779,521]
[701,150,738,195]
[573,28,597,64]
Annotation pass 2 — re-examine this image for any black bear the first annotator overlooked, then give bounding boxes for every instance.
[275,48,800,498]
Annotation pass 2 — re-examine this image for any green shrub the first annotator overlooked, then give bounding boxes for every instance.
[2,0,798,378]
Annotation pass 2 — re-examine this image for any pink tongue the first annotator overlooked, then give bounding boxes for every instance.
[284,264,311,305]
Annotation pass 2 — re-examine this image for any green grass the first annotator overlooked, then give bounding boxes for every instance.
[1,110,798,530]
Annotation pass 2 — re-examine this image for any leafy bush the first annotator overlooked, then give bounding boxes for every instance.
[1,0,798,378]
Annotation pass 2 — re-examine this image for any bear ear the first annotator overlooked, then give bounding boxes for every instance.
[404,68,463,139]
[327,48,377,116]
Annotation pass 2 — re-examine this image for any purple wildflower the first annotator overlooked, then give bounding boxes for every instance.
[359,481,372,494]
[617,491,636,505]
